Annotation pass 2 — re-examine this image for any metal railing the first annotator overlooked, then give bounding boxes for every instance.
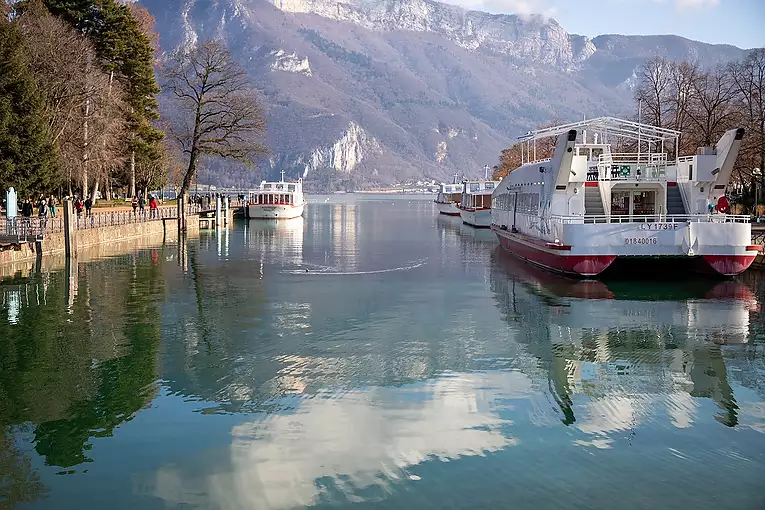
[3,216,64,240]
[3,203,204,239]
[74,207,178,230]
[550,214,751,225]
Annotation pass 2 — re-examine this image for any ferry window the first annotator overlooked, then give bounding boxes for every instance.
[470,183,480,192]
[485,182,494,189]
[276,184,284,190]
[689,164,694,180]
[288,185,296,192]
[264,184,272,190]
[611,191,629,216]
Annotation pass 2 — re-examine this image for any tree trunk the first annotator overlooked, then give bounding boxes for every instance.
[82,96,90,199]
[179,149,198,232]
[91,178,99,205]
[130,150,136,198]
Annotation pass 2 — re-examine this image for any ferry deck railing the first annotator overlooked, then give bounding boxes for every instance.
[551,214,751,225]
[586,152,671,182]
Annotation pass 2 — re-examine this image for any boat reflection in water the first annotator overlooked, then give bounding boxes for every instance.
[490,246,759,434]
[243,216,305,267]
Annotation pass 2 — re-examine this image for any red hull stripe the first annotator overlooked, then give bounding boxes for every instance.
[584,181,598,187]
[492,227,616,276]
[702,255,756,276]
[667,181,677,186]
[746,245,762,252]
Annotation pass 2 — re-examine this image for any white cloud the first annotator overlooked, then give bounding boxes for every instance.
[674,0,720,8]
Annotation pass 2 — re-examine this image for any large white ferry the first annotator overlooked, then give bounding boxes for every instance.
[459,179,500,228]
[434,176,463,216]
[246,170,306,220]
[491,117,760,277]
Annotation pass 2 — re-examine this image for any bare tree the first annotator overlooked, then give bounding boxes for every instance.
[634,57,672,129]
[730,49,765,184]
[163,39,268,225]
[685,64,738,147]
[18,4,126,197]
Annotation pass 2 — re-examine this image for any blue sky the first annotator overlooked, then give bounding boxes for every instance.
[444,0,764,49]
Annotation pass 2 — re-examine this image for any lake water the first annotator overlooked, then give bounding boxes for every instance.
[2,195,765,510]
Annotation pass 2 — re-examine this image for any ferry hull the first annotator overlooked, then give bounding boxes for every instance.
[247,203,305,220]
[493,227,615,276]
[436,201,460,216]
[460,208,492,228]
[492,226,758,278]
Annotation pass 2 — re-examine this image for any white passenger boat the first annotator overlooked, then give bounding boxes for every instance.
[458,179,500,228]
[246,170,306,220]
[491,117,760,277]
[434,176,463,216]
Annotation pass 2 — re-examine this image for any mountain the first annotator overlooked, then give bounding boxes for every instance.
[140,0,750,190]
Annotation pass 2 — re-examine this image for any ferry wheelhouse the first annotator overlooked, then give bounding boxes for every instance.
[459,179,500,228]
[491,117,759,277]
[435,178,463,216]
[246,170,306,220]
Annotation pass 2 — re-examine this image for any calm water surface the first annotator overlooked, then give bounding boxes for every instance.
[2,195,765,509]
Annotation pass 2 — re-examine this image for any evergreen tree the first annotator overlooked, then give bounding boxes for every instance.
[94,0,162,150]
[42,0,96,30]
[0,20,60,197]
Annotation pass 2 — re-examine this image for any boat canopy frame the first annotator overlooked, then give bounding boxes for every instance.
[515,117,682,166]
[517,117,681,144]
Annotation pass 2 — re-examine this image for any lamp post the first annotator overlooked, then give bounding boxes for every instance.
[754,167,761,220]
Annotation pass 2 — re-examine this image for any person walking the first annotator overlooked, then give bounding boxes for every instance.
[84,196,93,217]
[149,194,158,218]
[138,194,146,216]
[48,195,57,217]
[131,195,138,215]
[37,195,48,232]
[74,198,84,217]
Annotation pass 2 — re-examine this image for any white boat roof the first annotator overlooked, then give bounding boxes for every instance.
[516,117,681,144]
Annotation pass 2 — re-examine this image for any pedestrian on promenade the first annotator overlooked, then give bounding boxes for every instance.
[75,198,84,217]
[84,197,93,217]
[48,195,56,217]
[149,194,158,218]
[138,194,146,216]
[37,195,48,231]
[131,195,138,214]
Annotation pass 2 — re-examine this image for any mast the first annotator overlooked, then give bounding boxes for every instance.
[638,99,642,164]
[484,164,489,180]
[280,169,286,182]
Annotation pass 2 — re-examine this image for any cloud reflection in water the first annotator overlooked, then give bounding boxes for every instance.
[151,370,530,509]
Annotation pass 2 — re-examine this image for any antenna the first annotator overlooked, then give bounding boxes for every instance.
[280,169,285,182]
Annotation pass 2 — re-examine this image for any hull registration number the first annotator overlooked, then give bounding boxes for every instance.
[625,237,658,245]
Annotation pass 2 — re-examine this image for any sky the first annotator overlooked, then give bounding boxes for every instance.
[441,0,765,49]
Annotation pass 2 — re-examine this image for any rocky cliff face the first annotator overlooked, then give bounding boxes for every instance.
[142,0,749,189]
[269,0,596,69]
[270,121,381,177]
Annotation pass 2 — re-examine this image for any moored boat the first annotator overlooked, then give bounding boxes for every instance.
[434,175,463,216]
[459,179,500,228]
[491,117,760,277]
[246,170,306,220]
